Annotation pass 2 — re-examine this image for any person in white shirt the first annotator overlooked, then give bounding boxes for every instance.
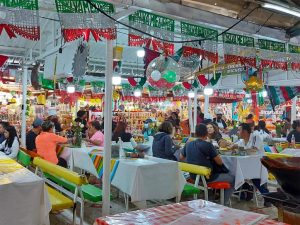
[237,123,269,196]
[255,120,272,143]
[0,126,19,159]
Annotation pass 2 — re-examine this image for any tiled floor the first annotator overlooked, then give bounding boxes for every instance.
[49,188,280,225]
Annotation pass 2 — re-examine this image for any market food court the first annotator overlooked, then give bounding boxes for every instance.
[1,0,300,224]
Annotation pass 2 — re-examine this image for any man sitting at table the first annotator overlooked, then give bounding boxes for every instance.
[180,124,235,205]
[237,123,269,196]
[26,118,43,151]
[36,121,68,167]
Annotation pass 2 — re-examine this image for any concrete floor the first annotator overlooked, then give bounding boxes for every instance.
[49,187,280,225]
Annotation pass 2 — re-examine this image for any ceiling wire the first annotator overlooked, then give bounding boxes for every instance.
[83,0,261,44]
[255,13,274,34]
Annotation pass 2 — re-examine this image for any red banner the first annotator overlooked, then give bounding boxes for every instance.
[62,28,116,42]
[182,46,218,64]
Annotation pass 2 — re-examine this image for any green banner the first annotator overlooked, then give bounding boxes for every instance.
[258,39,286,52]
[55,0,114,13]
[289,44,300,54]
[91,81,105,88]
[181,21,218,41]
[222,33,254,47]
[129,10,174,32]
[0,0,38,10]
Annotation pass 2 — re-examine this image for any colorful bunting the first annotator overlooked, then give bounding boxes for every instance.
[266,86,300,108]
[197,74,209,86]
[210,72,221,86]
[0,0,40,40]
[55,0,116,42]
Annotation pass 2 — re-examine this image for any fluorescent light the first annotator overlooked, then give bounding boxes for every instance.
[112,76,122,85]
[137,49,145,58]
[262,90,268,98]
[67,85,75,93]
[134,89,142,97]
[188,91,195,98]
[263,3,300,18]
[204,87,213,96]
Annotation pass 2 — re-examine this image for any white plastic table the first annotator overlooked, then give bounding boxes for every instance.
[0,155,51,225]
[280,148,300,156]
[221,155,268,189]
[111,157,186,203]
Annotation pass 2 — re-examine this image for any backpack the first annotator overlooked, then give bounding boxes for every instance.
[237,183,254,201]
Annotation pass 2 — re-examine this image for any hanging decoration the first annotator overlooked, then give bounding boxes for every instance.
[180,22,218,63]
[197,74,209,86]
[258,39,288,71]
[127,77,146,87]
[146,55,180,91]
[172,84,185,97]
[266,86,300,108]
[210,72,221,86]
[72,42,89,79]
[245,76,264,92]
[288,44,300,71]
[0,55,8,68]
[144,48,161,75]
[91,81,105,93]
[0,0,40,40]
[182,81,192,90]
[128,10,175,55]
[55,0,116,42]
[178,47,200,78]
[222,33,256,67]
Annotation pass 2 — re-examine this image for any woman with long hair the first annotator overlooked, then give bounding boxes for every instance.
[0,125,20,159]
[207,122,233,149]
[112,121,132,142]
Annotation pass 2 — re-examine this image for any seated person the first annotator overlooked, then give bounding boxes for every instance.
[207,122,233,149]
[237,123,269,196]
[180,124,235,205]
[0,121,9,144]
[152,121,180,161]
[287,120,300,143]
[255,120,272,143]
[87,121,104,147]
[112,121,132,142]
[26,118,43,151]
[0,126,19,159]
[36,121,68,167]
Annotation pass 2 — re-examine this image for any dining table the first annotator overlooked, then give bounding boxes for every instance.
[111,156,186,208]
[280,148,300,157]
[221,154,269,189]
[0,154,51,225]
[93,199,288,225]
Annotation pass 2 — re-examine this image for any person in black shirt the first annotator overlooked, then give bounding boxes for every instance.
[180,124,235,205]
[168,112,180,131]
[75,110,88,137]
[26,118,43,151]
[0,121,9,144]
[287,120,300,143]
[112,121,132,142]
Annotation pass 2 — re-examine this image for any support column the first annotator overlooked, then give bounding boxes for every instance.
[204,94,209,116]
[188,97,193,135]
[21,66,28,147]
[193,89,197,133]
[102,40,113,216]
[291,96,297,122]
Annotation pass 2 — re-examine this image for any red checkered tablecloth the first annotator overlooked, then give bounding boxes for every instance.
[94,200,288,225]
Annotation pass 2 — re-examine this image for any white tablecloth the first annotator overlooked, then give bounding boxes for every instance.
[272,137,287,142]
[281,148,300,156]
[111,157,186,202]
[221,155,268,189]
[0,155,51,225]
[67,146,103,177]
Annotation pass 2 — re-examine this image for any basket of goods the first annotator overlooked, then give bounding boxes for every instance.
[134,136,144,144]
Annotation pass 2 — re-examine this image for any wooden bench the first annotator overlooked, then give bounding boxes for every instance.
[33,157,88,225]
[179,162,231,205]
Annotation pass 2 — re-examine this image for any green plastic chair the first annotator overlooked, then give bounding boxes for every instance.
[17,150,31,167]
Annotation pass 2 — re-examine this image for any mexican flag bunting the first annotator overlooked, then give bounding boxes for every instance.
[127,10,175,56]
[288,44,300,71]
[0,0,40,40]
[222,33,256,67]
[0,55,8,67]
[266,85,300,108]
[180,22,218,63]
[55,0,116,42]
[258,39,288,71]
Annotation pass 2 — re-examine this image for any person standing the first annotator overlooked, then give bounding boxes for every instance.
[213,110,227,132]
[26,118,43,151]
[281,117,291,137]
